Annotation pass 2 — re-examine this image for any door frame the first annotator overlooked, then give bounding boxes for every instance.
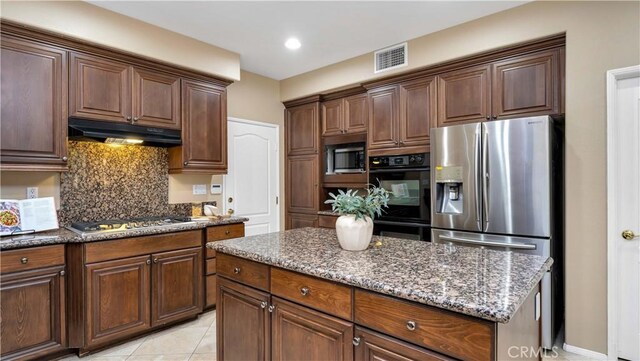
[223,117,281,232]
[606,64,640,360]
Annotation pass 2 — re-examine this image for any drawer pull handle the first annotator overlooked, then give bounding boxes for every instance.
[300,287,310,296]
[260,301,267,309]
[233,267,241,274]
[352,337,361,346]
[406,320,417,331]
[20,257,28,264]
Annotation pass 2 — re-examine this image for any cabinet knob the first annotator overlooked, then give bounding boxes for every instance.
[260,301,268,309]
[352,337,361,346]
[225,230,230,235]
[153,258,158,264]
[126,116,132,121]
[20,257,28,264]
[184,161,188,166]
[146,259,151,265]
[62,156,68,162]
[399,140,405,145]
[406,320,417,331]
[233,267,241,274]
[300,287,310,296]
[268,305,276,313]
[60,270,66,276]
[486,116,491,120]
[493,115,498,120]
[133,117,139,122]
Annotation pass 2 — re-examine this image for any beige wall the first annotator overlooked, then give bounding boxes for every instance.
[280,1,640,354]
[0,172,61,208]
[0,1,240,80]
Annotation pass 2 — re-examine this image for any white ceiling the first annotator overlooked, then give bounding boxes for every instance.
[89,1,528,80]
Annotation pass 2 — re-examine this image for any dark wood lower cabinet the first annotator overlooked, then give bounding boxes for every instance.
[85,255,151,348]
[272,297,353,361]
[217,276,271,361]
[152,247,202,326]
[0,265,66,361]
[354,327,451,361]
[286,213,318,229]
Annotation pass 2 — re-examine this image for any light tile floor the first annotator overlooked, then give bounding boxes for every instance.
[60,310,598,361]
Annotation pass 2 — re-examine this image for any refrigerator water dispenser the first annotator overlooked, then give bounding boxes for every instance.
[434,166,464,214]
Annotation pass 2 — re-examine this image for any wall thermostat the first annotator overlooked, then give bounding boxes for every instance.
[210,184,222,195]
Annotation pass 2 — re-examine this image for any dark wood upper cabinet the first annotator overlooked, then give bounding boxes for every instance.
[322,93,368,136]
[70,52,132,123]
[0,36,68,171]
[286,102,320,155]
[169,79,227,173]
[437,64,491,127]
[272,297,353,361]
[132,68,181,129]
[0,265,66,361]
[286,154,319,214]
[322,99,343,136]
[344,93,368,134]
[368,85,399,150]
[84,255,151,348]
[151,247,202,327]
[492,49,559,119]
[354,327,451,361]
[399,76,437,148]
[217,277,271,361]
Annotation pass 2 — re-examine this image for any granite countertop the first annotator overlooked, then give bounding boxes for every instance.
[208,227,552,323]
[0,217,248,250]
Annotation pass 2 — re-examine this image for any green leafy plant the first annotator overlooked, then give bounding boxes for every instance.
[324,183,390,221]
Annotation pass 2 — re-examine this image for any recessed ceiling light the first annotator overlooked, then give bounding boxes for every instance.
[285,37,301,50]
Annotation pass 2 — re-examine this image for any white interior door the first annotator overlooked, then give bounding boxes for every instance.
[225,118,279,236]
[608,66,640,361]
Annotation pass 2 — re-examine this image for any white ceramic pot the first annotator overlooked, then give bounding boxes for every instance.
[335,215,373,251]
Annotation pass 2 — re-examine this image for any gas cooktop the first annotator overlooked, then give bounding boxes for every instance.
[67,216,195,236]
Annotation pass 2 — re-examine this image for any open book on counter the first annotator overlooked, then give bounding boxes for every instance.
[0,197,59,236]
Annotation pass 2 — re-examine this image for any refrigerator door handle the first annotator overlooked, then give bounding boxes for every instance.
[482,124,490,232]
[474,127,482,231]
[440,235,537,250]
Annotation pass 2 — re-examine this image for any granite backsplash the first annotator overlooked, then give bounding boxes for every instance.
[58,141,191,226]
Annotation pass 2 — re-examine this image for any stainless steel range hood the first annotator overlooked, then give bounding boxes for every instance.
[68,118,181,147]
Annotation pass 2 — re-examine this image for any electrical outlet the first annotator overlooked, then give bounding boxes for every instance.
[26,187,38,199]
[192,184,207,195]
[210,184,222,194]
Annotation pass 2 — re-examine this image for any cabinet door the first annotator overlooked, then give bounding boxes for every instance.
[180,79,227,171]
[0,266,66,360]
[132,68,181,129]
[286,102,320,155]
[399,77,436,147]
[0,36,68,170]
[322,99,343,136]
[354,327,451,361]
[368,85,399,150]
[437,65,491,127]
[85,255,151,348]
[152,247,202,326]
[344,93,368,134]
[217,277,270,361]
[272,297,353,361]
[287,155,319,214]
[70,52,131,123]
[286,213,319,230]
[492,49,559,119]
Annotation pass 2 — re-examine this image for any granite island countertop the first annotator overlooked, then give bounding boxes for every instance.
[208,227,552,323]
[0,216,248,250]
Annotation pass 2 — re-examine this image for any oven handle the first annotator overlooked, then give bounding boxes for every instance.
[439,235,536,250]
[334,147,364,153]
[369,168,429,173]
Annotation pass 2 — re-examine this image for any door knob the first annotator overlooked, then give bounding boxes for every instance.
[228,208,234,215]
[622,230,639,240]
[228,197,233,203]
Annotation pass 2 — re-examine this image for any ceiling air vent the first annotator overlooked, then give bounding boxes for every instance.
[374,43,408,73]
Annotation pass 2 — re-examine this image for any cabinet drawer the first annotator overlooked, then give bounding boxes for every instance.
[206,258,217,275]
[1,245,65,273]
[318,214,338,228]
[271,268,352,320]
[354,290,494,361]
[206,223,244,242]
[205,275,216,307]
[217,253,269,291]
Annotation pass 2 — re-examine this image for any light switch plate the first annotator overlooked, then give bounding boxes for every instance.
[211,184,222,195]
[192,184,207,195]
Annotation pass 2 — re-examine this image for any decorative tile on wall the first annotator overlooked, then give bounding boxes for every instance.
[58,141,191,225]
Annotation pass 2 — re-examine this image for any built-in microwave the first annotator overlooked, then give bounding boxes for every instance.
[326,145,365,174]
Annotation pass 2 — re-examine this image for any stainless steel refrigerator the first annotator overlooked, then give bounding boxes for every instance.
[430,115,563,349]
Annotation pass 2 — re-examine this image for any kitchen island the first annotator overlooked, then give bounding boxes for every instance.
[209,227,552,361]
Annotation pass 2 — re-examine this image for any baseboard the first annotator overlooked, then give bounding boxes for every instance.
[563,343,608,360]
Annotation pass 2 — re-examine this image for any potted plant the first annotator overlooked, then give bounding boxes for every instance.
[324,184,390,251]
